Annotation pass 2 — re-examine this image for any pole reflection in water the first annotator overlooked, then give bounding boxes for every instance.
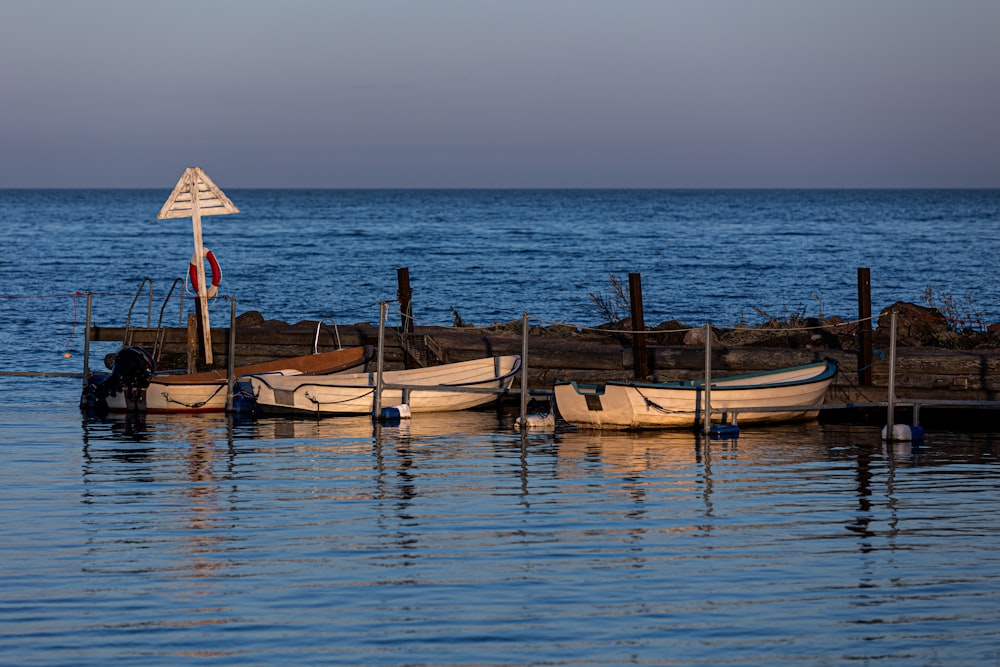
[80,413,243,659]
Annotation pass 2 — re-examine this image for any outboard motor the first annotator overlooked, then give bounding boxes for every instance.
[108,346,155,399]
[83,346,156,412]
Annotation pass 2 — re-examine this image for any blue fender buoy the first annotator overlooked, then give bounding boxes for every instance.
[709,423,740,440]
[379,404,412,423]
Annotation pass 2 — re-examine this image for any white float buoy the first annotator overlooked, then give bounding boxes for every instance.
[515,412,555,429]
[881,424,925,441]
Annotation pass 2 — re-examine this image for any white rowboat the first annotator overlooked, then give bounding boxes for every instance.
[553,360,837,430]
[248,355,521,416]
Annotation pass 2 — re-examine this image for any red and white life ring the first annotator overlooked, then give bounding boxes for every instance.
[189,248,222,298]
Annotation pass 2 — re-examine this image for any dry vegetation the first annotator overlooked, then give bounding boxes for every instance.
[575,274,1000,350]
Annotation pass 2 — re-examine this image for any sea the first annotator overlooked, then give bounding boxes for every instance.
[1,189,998,665]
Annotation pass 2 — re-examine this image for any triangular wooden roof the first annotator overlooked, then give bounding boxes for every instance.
[157,167,240,219]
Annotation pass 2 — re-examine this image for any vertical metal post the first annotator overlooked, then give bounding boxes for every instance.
[373,302,387,420]
[703,322,712,436]
[226,298,236,413]
[886,310,897,440]
[519,312,529,430]
[146,282,153,329]
[857,267,873,386]
[82,292,93,387]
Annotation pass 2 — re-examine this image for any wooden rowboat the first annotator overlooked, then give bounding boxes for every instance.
[553,360,837,430]
[86,346,372,413]
[248,355,521,416]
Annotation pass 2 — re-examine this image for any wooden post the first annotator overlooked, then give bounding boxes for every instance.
[628,272,648,380]
[857,267,873,386]
[397,267,413,333]
[186,313,198,373]
[397,267,415,369]
[189,181,214,365]
[158,168,239,366]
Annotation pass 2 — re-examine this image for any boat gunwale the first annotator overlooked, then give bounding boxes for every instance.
[555,360,837,395]
[247,355,522,393]
[145,346,373,386]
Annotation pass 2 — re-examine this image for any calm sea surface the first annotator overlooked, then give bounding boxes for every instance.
[1,189,999,665]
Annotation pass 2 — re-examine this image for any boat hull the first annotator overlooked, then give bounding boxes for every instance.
[553,361,837,430]
[94,346,372,413]
[249,355,521,416]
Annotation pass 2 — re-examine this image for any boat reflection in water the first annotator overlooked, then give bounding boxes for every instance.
[251,409,507,442]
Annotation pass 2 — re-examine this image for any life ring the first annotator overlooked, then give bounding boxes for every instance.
[189,248,222,298]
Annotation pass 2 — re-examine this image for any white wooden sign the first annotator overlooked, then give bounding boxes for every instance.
[158,167,239,365]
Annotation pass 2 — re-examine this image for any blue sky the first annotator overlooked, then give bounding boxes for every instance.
[2,0,998,188]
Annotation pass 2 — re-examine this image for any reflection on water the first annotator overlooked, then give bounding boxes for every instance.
[4,413,995,665]
[255,410,506,441]
[79,412,242,657]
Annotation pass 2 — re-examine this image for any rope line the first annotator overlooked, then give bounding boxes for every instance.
[304,388,376,406]
[634,388,691,415]
[160,383,227,409]
[393,303,883,336]
[855,349,886,373]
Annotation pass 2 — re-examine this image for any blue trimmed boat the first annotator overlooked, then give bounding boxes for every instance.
[553,360,837,430]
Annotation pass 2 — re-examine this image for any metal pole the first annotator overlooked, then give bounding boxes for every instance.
[886,309,897,440]
[226,298,236,413]
[82,292,93,387]
[520,312,529,430]
[373,302,387,420]
[704,322,712,436]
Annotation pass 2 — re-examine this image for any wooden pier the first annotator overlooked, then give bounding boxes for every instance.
[86,311,1000,427]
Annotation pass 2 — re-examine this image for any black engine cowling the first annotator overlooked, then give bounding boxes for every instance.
[82,347,156,411]
[107,346,155,398]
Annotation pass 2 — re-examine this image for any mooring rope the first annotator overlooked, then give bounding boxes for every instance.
[304,387,376,407]
[160,383,227,409]
[632,387,691,415]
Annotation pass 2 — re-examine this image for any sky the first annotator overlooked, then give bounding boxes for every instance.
[2,0,998,189]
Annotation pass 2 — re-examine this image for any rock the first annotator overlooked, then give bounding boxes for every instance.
[875,302,949,346]
[650,320,691,345]
[235,310,266,327]
[684,326,719,347]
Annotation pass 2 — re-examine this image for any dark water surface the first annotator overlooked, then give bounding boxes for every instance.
[2,190,999,665]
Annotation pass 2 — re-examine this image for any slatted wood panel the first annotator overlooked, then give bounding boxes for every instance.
[157,167,239,220]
